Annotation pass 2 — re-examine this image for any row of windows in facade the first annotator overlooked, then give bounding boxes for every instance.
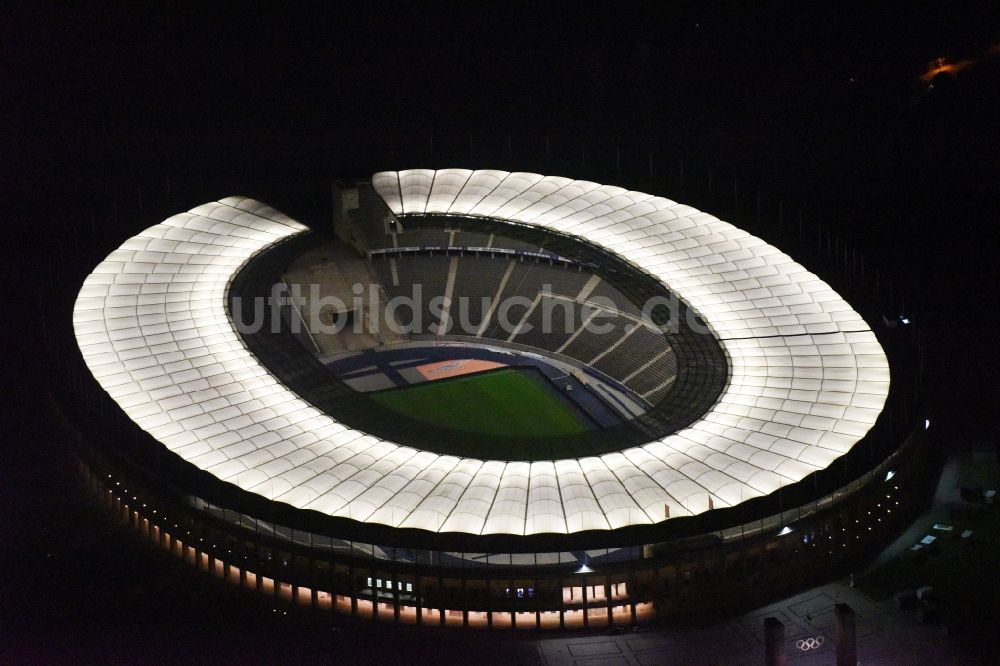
[367,577,414,593]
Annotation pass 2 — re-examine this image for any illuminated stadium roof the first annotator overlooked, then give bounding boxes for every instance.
[73,172,890,536]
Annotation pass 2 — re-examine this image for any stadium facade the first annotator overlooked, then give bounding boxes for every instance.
[69,170,931,629]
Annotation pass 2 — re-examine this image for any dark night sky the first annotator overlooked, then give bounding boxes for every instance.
[5,3,997,170]
[3,4,996,206]
[3,4,998,282]
[1,1,998,661]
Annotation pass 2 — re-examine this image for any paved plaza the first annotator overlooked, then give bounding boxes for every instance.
[535,579,962,665]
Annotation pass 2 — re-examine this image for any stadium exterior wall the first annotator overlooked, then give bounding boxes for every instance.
[64,395,933,629]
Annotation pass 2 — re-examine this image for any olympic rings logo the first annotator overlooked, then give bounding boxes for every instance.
[796,636,825,651]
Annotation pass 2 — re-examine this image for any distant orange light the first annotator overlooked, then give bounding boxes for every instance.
[920,56,977,83]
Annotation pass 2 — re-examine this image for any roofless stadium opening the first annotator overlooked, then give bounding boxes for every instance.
[230,212,730,461]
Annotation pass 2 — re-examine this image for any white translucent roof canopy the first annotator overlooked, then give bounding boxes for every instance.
[73,174,890,537]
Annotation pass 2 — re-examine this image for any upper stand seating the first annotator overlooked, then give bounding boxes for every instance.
[394,229,452,249]
[371,250,679,405]
[454,230,493,248]
[449,256,512,334]
[560,311,632,366]
[586,279,644,318]
[509,295,584,352]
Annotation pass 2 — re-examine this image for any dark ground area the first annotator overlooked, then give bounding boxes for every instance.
[2,2,998,662]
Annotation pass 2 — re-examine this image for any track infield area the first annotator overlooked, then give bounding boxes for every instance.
[370,367,589,438]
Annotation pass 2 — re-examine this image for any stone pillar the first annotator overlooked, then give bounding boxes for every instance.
[394,574,401,625]
[415,570,423,626]
[835,603,857,665]
[764,616,786,666]
[311,557,319,608]
[461,577,468,627]
[513,577,520,631]
[605,576,614,626]
[438,575,446,626]
[558,576,565,629]
[348,563,358,616]
[629,569,638,625]
[535,575,541,631]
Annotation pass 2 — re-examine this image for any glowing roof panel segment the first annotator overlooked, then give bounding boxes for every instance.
[74,172,890,536]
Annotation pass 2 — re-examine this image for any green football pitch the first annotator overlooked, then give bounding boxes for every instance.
[370,368,589,438]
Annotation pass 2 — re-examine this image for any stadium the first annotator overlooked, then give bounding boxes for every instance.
[68,168,930,630]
